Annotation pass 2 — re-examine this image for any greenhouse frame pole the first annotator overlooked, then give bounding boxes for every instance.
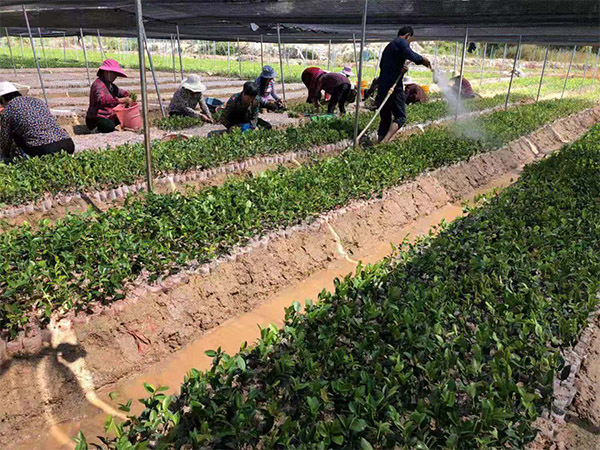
[499,43,507,80]
[353,0,368,149]
[579,46,592,94]
[455,28,469,119]
[213,41,217,72]
[536,47,549,102]
[505,36,522,109]
[37,28,48,68]
[176,25,184,80]
[227,41,231,75]
[80,28,91,85]
[479,42,487,86]
[135,0,153,193]
[260,34,264,67]
[374,42,383,78]
[433,41,438,65]
[5,28,17,77]
[62,32,67,62]
[276,24,287,103]
[20,35,24,59]
[561,45,577,99]
[96,29,106,60]
[170,35,177,82]
[327,40,331,70]
[453,41,458,72]
[237,38,242,77]
[22,9,48,105]
[352,33,358,72]
[143,28,166,118]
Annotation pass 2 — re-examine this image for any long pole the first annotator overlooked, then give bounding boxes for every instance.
[353,0,368,149]
[227,41,230,75]
[143,28,166,118]
[260,34,264,67]
[433,41,438,65]
[593,47,600,90]
[5,28,17,77]
[374,42,383,78]
[455,28,469,119]
[453,41,458,72]
[37,28,48,68]
[580,46,592,94]
[23,8,48,105]
[62,32,67,62]
[276,23,286,103]
[536,46,549,102]
[327,39,332,70]
[237,38,242,77]
[213,40,217,73]
[80,28,91,85]
[20,35,24,59]
[352,33,358,73]
[74,36,79,61]
[499,43,507,80]
[170,34,177,82]
[176,25,184,80]
[134,0,153,193]
[561,45,577,99]
[96,29,106,60]
[505,36,522,109]
[479,42,487,86]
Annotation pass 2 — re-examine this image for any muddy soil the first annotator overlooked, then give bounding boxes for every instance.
[1,104,599,449]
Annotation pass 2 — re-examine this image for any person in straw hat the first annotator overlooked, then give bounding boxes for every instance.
[86,59,133,133]
[168,74,214,123]
[254,65,284,112]
[450,71,476,99]
[0,81,74,162]
[403,75,428,105]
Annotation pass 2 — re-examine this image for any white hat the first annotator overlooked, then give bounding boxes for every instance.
[181,74,207,93]
[0,81,29,97]
[403,75,416,85]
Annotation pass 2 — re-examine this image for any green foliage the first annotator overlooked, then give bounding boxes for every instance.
[89,124,600,448]
[153,110,223,131]
[0,99,589,336]
[0,94,533,206]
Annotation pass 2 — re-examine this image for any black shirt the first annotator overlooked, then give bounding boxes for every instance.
[378,37,425,93]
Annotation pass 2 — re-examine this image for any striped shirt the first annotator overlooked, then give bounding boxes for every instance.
[168,87,212,118]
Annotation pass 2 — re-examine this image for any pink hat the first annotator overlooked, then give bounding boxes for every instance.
[97,59,127,78]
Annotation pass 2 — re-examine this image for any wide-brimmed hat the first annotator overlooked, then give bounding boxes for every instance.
[97,59,127,78]
[260,65,277,79]
[341,66,355,77]
[403,75,416,85]
[181,74,207,93]
[0,81,30,97]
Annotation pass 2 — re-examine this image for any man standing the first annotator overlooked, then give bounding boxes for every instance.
[376,26,431,143]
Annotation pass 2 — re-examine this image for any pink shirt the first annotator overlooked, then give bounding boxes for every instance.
[86,78,129,121]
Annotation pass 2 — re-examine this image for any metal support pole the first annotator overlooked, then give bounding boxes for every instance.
[74,36,79,60]
[5,28,17,77]
[143,28,166,118]
[479,42,487,86]
[20,35,24,59]
[455,28,469,119]
[134,0,153,193]
[285,44,291,80]
[62,32,67,62]
[237,38,242,77]
[276,24,286,103]
[96,29,106,60]
[327,39,332,70]
[170,35,177,82]
[561,45,577,99]
[536,46,549,102]
[23,8,48,105]
[499,43,507,80]
[352,33,358,73]
[227,41,231,75]
[353,0,368,149]
[260,34,264,67]
[505,36,522,109]
[374,43,383,78]
[37,28,47,68]
[453,41,458,72]
[580,46,592,94]
[433,41,438,65]
[213,41,217,72]
[80,28,91,85]
[176,25,184,80]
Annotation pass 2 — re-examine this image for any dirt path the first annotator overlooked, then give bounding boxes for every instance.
[2,106,599,449]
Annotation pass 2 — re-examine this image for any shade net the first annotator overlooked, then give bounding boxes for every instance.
[1,0,599,44]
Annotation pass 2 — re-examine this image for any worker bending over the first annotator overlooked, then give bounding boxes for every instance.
[403,76,428,104]
[169,74,214,123]
[377,26,431,143]
[308,72,357,115]
[86,59,133,133]
[221,81,272,132]
[0,82,74,163]
[450,72,476,99]
[255,65,285,112]
[301,67,326,103]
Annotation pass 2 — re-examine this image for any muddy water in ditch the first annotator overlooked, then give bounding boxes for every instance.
[14,171,519,450]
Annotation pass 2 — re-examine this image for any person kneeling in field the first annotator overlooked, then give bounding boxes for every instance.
[220,81,272,132]
[450,72,476,99]
[255,65,285,112]
[307,72,357,115]
[168,74,214,123]
[403,76,428,105]
[0,81,74,163]
[86,59,133,133]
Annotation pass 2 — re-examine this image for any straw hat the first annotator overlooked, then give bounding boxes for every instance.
[97,59,128,78]
[0,81,30,97]
[341,65,355,77]
[181,74,207,93]
[403,75,416,85]
[260,65,277,79]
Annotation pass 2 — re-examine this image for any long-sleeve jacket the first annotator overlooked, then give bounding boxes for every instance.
[378,38,425,93]
[86,78,129,121]
[220,93,259,129]
[254,76,281,107]
[168,87,212,118]
[308,72,350,103]
[405,83,428,104]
